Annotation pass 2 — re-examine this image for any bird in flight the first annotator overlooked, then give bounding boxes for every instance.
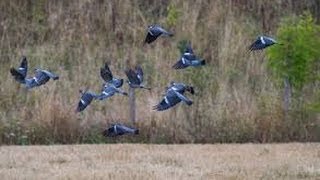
[153,82,195,111]
[10,56,59,89]
[100,62,123,88]
[172,42,206,69]
[125,65,151,90]
[249,36,281,51]
[144,24,173,44]
[103,123,139,137]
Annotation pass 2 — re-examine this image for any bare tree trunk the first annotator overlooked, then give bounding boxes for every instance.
[111,0,116,32]
[129,87,136,123]
[283,76,292,119]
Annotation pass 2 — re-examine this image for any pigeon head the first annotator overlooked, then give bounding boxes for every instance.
[186,86,195,95]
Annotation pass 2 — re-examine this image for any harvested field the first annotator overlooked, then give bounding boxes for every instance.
[0,143,319,179]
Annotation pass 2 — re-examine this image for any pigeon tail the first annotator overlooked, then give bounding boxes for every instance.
[141,86,151,91]
[102,129,108,137]
[186,100,193,106]
[167,32,174,37]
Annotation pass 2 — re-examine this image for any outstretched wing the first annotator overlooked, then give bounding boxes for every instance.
[117,124,139,135]
[97,85,116,100]
[36,69,59,80]
[135,65,144,83]
[144,25,173,44]
[125,68,140,85]
[172,58,189,69]
[10,56,28,83]
[173,90,193,105]
[184,43,194,54]
[10,68,25,83]
[153,91,181,111]
[76,91,97,112]
[100,62,113,82]
[249,37,265,51]
[18,56,28,77]
[144,31,158,44]
[152,25,173,36]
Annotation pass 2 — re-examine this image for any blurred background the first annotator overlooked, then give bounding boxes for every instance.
[0,0,319,144]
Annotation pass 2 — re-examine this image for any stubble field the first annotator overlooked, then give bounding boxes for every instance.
[0,143,319,180]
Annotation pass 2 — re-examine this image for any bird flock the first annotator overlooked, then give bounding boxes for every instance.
[10,24,280,137]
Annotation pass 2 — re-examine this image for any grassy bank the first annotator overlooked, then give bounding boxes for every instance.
[0,0,319,144]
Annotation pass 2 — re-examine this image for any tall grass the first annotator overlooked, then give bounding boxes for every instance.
[0,0,319,144]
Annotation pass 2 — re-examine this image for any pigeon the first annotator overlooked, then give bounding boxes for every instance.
[10,57,59,89]
[153,83,194,111]
[144,24,173,44]
[97,84,128,101]
[172,43,206,69]
[100,62,123,88]
[249,36,280,51]
[103,124,139,137]
[125,65,151,90]
[76,89,99,112]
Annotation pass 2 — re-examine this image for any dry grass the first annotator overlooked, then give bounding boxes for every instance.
[0,0,319,144]
[0,143,319,179]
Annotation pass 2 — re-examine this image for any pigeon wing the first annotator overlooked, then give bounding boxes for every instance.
[18,56,28,77]
[172,58,189,69]
[249,38,265,51]
[184,43,194,54]
[37,69,59,80]
[144,31,158,44]
[76,91,96,112]
[10,68,25,83]
[100,62,113,83]
[153,25,173,36]
[135,65,144,83]
[34,70,50,85]
[125,68,140,85]
[173,90,193,105]
[153,93,181,111]
[97,85,116,100]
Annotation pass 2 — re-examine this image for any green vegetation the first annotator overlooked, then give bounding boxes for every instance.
[267,12,320,90]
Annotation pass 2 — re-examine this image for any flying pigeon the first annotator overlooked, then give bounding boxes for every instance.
[97,83,128,101]
[10,57,59,89]
[125,65,151,90]
[144,24,173,44]
[100,62,123,88]
[76,89,98,112]
[172,43,206,69]
[249,36,280,51]
[153,84,194,111]
[103,124,139,137]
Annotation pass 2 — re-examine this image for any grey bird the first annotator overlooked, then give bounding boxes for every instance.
[10,57,59,89]
[100,62,123,88]
[125,65,151,90]
[103,123,139,137]
[144,24,173,44]
[153,82,194,111]
[172,43,206,69]
[249,36,281,51]
[76,89,99,112]
[97,84,128,101]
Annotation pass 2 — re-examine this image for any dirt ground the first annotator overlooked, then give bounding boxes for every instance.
[0,143,319,180]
